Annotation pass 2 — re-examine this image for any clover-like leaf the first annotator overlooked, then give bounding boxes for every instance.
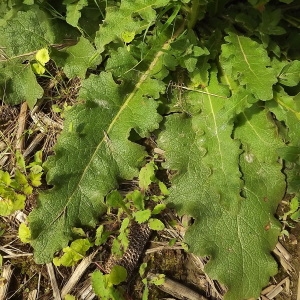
[35,48,50,65]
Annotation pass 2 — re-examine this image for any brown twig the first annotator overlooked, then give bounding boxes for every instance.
[46,263,61,300]
[15,102,28,152]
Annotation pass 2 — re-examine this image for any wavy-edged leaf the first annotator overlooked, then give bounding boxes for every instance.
[266,88,300,194]
[63,0,88,27]
[158,78,285,299]
[28,70,163,263]
[0,60,43,107]
[220,32,277,100]
[278,60,300,87]
[28,18,185,263]
[94,0,169,53]
[26,21,193,261]
[63,36,99,79]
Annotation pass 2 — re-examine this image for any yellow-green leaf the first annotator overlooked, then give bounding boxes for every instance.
[18,223,32,243]
[35,48,50,65]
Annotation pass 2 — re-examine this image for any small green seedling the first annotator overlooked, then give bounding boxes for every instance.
[91,265,127,300]
[281,197,300,222]
[111,217,130,258]
[280,197,300,237]
[53,238,93,267]
[0,151,43,216]
[139,263,166,300]
[18,223,31,243]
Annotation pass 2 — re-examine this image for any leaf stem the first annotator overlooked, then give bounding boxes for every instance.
[187,0,201,29]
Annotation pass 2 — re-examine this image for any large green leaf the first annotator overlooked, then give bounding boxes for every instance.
[28,70,163,263]
[158,77,286,299]
[28,4,185,263]
[220,32,277,100]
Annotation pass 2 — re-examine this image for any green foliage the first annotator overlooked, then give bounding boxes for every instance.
[32,48,50,75]
[63,37,99,79]
[139,161,157,190]
[0,5,78,107]
[107,161,167,233]
[148,218,165,231]
[95,225,110,246]
[149,273,165,286]
[139,265,165,300]
[1,0,300,299]
[111,217,130,258]
[283,197,300,221]
[63,0,89,28]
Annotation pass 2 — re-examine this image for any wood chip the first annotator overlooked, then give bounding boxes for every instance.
[273,242,294,274]
[276,242,291,261]
[27,289,37,300]
[0,264,13,300]
[23,133,45,159]
[297,272,300,300]
[265,277,290,299]
[13,210,27,223]
[76,280,95,300]
[261,284,276,295]
[147,272,207,300]
[266,285,283,299]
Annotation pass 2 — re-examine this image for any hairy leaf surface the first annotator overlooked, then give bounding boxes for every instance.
[0,61,43,107]
[0,7,74,57]
[158,85,286,299]
[28,62,166,263]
